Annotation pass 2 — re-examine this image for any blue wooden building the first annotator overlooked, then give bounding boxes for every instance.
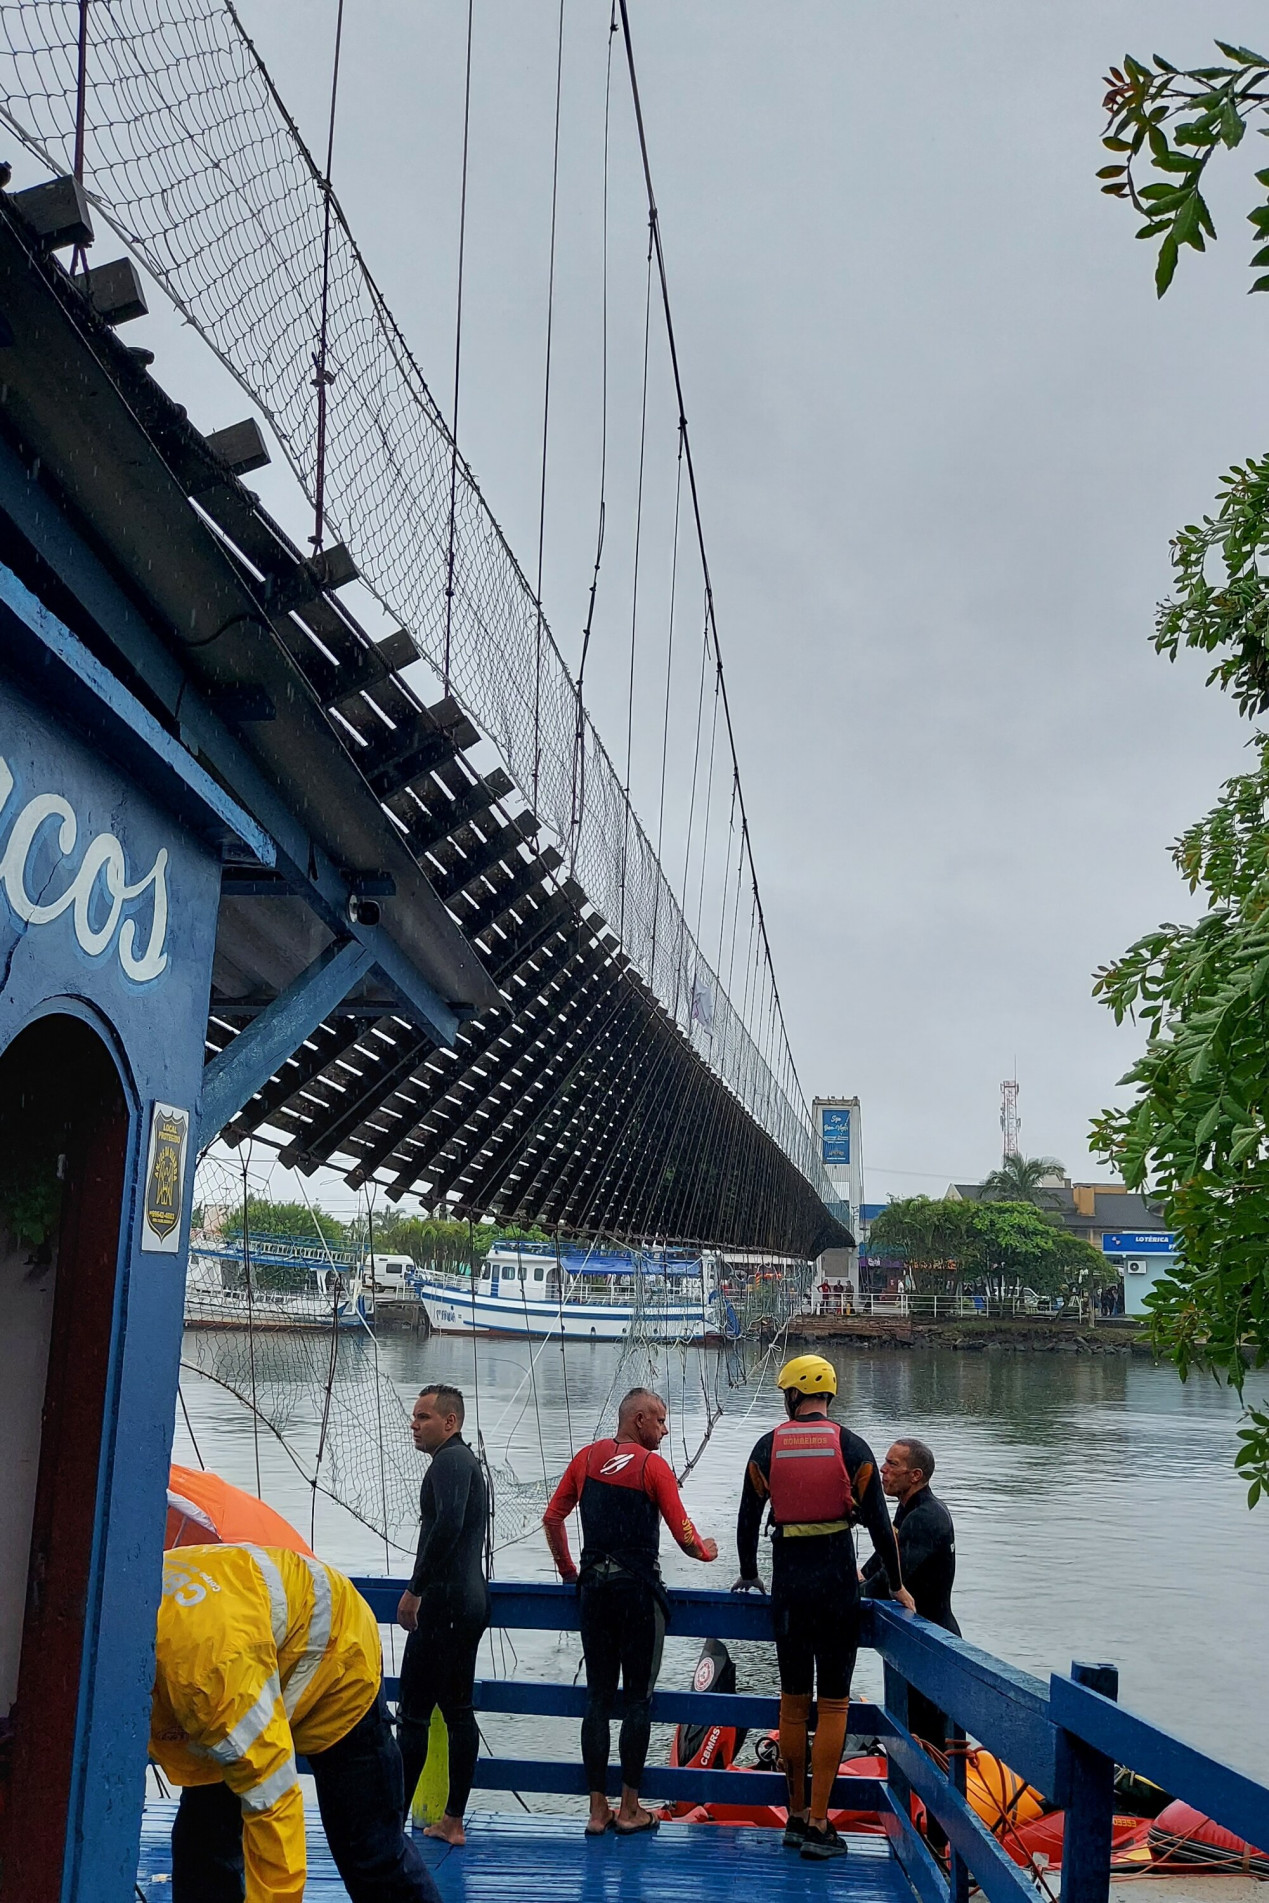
[0,174,493,1900]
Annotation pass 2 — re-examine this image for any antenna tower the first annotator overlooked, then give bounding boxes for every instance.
[1000,1078,1021,1161]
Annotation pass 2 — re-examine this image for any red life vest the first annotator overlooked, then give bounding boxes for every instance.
[768,1418,854,1527]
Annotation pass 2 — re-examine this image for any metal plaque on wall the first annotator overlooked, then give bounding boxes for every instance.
[140,1102,190,1253]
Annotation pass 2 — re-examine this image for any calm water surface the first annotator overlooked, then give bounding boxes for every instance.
[175,1335,1269,1786]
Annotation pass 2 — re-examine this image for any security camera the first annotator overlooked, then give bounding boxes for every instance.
[347,894,381,928]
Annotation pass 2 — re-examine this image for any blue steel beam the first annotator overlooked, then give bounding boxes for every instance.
[877,1787,955,1903]
[200,938,376,1138]
[0,434,461,1047]
[884,1719,1037,1903]
[0,563,274,866]
[468,1758,888,1807]
[1050,1672,1269,1856]
[870,1601,1056,1799]
[352,1576,780,1642]
[429,1676,892,1736]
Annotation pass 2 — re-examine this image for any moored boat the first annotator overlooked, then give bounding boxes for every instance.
[414,1239,738,1342]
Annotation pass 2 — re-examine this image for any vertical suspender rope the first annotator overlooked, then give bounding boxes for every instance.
[239,1146,262,1499]
[649,425,685,969]
[553,1228,576,1457]
[572,1,619,860]
[311,0,348,553]
[443,0,476,693]
[533,0,567,816]
[616,0,809,1125]
[69,0,89,275]
[618,233,654,944]
[177,1385,205,1471]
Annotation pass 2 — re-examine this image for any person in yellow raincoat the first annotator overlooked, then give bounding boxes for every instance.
[150,1544,440,1903]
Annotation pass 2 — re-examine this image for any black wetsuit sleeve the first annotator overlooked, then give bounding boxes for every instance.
[409,1447,474,1596]
[736,1432,773,1579]
[896,1503,941,1591]
[860,1545,886,1594]
[846,1430,902,1593]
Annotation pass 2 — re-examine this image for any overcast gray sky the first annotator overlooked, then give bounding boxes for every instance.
[86,3,1269,1211]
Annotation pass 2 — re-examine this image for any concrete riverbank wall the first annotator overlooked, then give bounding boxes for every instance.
[779,1315,1155,1356]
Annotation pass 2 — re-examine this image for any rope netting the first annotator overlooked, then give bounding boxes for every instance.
[183,1147,564,1556]
[181,1149,757,1558]
[0,0,828,1195]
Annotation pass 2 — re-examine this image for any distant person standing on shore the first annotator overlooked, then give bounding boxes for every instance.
[862,1437,958,1746]
[396,1385,490,1847]
[542,1387,719,1837]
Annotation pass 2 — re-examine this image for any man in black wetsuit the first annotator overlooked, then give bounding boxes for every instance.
[862,1437,958,1746]
[732,1354,909,1862]
[396,1384,490,1847]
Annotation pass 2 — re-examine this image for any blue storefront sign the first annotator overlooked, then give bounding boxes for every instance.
[821,1105,851,1164]
[1101,1231,1176,1255]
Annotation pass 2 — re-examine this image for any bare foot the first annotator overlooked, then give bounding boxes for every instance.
[423,1814,466,1846]
[585,1802,615,1836]
[613,1805,659,1835]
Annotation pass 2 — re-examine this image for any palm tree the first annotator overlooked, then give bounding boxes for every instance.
[979,1154,1066,1207]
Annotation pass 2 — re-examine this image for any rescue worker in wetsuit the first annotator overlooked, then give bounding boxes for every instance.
[542,1386,719,1836]
[862,1437,959,1746]
[151,1543,438,1903]
[732,1354,911,1861]
[396,1384,490,1847]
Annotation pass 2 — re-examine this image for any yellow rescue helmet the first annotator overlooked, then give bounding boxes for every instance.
[776,1353,837,1397]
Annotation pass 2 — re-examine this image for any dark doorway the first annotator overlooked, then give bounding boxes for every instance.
[0,1015,130,1902]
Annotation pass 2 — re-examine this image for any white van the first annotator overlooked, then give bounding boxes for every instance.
[364,1253,416,1294]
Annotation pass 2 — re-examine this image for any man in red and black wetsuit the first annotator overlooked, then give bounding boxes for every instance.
[733,1354,910,1861]
[543,1387,718,1836]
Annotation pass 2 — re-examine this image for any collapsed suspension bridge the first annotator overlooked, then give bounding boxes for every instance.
[0,0,846,1262]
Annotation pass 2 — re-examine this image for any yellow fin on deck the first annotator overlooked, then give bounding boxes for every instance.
[409,1706,450,1826]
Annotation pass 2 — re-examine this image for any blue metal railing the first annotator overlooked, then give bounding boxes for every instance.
[352,1577,1269,1903]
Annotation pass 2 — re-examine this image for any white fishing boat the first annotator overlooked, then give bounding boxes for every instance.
[414,1241,738,1343]
[184,1242,373,1332]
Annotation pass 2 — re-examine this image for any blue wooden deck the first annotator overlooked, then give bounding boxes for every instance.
[136,1581,1269,1903]
[137,1804,908,1903]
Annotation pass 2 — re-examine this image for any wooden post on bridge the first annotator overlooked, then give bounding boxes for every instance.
[1059,1661,1119,1903]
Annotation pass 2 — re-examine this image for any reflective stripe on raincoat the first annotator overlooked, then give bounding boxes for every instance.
[150,1543,381,1903]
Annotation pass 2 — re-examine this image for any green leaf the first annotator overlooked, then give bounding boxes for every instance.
[1250,275,1269,293]
[1222,101,1247,148]
[1175,195,1202,245]
[1153,149,1202,174]
[1228,1125,1262,1164]
[1215,42,1269,66]
[1136,221,1171,239]
[1097,164,1128,179]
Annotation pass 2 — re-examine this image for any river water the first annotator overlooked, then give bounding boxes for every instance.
[174,1333,1269,1786]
